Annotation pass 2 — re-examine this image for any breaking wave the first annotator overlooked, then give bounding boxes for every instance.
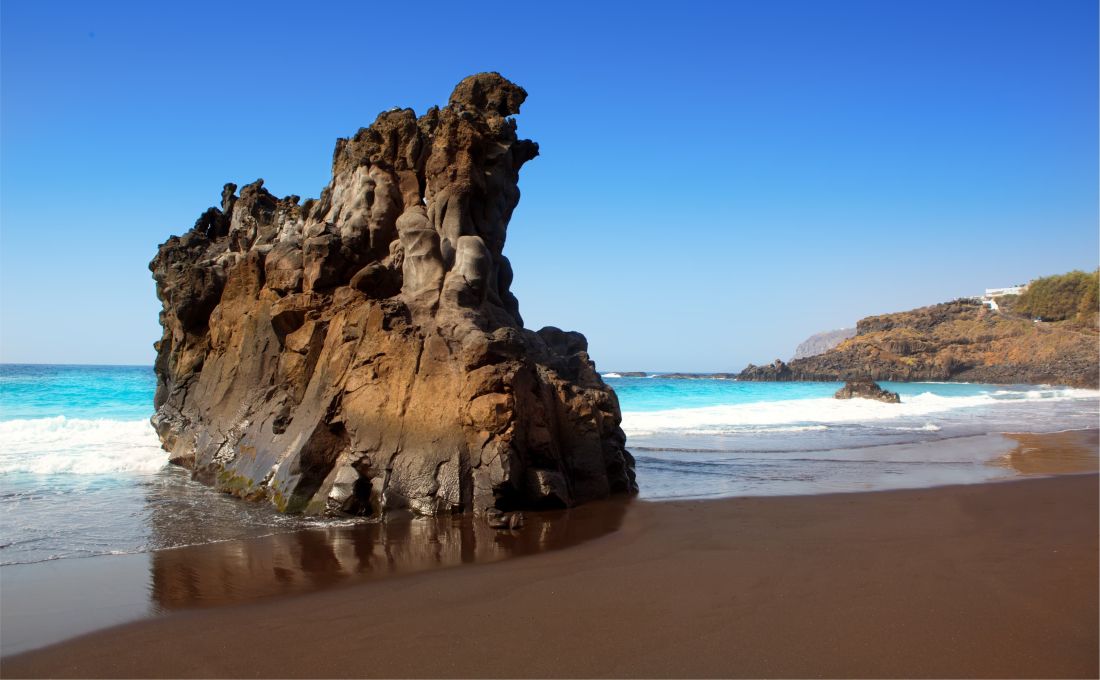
[0,416,166,475]
[621,388,1099,437]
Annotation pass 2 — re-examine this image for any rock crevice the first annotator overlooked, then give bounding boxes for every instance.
[151,73,637,517]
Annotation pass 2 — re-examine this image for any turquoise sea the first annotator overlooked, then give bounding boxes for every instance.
[1,364,1097,567]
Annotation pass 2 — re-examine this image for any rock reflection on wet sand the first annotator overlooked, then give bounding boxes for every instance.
[150,499,629,611]
[0,498,628,656]
[996,429,1099,476]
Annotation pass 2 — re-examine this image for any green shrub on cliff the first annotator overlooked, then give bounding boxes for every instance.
[1078,272,1099,324]
[1015,270,1099,323]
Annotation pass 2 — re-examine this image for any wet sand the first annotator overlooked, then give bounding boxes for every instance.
[0,499,630,656]
[4,467,1097,679]
[999,428,1100,475]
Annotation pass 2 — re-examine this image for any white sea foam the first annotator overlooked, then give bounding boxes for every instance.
[601,372,623,378]
[621,388,1099,436]
[0,416,166,475]
[890,423,942,432]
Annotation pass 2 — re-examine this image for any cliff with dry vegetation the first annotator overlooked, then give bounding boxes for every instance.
[741,288,1099,387]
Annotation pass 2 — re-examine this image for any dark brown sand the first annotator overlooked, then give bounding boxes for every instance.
[4,469,1097,679]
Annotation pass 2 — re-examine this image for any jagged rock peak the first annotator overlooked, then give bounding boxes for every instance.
[448,72,529,115]
[149,75,635,520]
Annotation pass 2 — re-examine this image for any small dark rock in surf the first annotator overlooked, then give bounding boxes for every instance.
[834,379,901,403]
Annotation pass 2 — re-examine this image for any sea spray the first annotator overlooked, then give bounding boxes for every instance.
[0,416,165,475]
[620,388,1099,437]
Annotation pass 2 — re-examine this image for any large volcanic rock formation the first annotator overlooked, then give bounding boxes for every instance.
[150,73,636,518]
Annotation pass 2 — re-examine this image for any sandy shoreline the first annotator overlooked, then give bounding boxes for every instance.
[4,457,1097,678]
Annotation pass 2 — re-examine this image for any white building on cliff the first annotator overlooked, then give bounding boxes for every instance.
[981,285,1027,311]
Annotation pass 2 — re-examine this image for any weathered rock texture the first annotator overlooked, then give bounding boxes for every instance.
[150,74,636,518]
[741,299,1099,387]
[834,379,901,403]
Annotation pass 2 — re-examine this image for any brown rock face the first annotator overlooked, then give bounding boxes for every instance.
[150,74,636,517]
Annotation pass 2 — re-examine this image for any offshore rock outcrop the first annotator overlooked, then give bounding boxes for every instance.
[834,379,900,403]
[150,74,636,518]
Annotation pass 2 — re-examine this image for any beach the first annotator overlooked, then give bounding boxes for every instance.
[3,436,1097,678]
[2,366,1097,677]
[3,7,1097,678]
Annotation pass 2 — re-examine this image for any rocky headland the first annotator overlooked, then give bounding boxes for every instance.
[740,298,1099,387]
[150,73,636,518]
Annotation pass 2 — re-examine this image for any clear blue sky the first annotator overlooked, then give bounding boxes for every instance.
[2,0,1096,371]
